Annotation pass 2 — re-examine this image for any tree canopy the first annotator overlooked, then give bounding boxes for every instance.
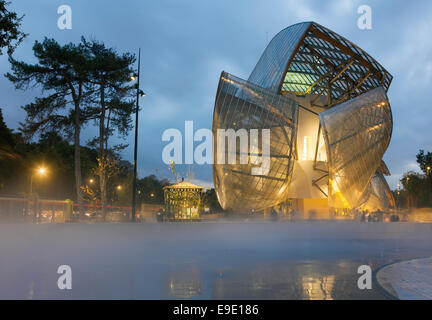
[6,37,95,214]
[5,37,137,217]
[394,149,432,208]
[0,0,26,56]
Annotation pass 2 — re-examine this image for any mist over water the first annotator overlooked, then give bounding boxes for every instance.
[0,222,431,299]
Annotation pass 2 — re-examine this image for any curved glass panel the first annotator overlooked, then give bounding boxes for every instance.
[358,171,395,211]
[248,22,311,92]
[212,72,298,211]
[248,21,392,98]
[280,22,393,102]
[320,87,393,208]
[213,22,394,213]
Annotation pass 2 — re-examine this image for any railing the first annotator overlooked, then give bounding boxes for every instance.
[72,203,132,222]
[0,196,161,223]
[0,196,70,223]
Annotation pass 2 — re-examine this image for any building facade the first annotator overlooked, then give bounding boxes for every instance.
[212,22,394,216]
[164,180,204,221]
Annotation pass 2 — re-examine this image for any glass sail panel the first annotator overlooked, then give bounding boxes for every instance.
[319,87,392,208]
[213,72,298,211]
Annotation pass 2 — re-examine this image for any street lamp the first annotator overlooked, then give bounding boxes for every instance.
[30,166,47,195]
[131,48,146,222]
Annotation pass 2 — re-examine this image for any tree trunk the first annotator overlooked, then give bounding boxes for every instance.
[99,82,107,220]
[99,167,107,219]
[74,101,84,219]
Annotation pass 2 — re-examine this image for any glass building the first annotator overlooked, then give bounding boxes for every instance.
[212,22,394,216]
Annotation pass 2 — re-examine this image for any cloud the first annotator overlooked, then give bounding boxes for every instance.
[142,94,181,122]
[387,14,432,89]
[2,0,432,190]
[284,0,317,21]
[329,0,355,16]
[404,160,420,172]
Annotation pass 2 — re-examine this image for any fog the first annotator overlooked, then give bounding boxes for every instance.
[0,222,431,299]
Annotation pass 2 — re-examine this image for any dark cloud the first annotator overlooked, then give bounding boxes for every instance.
[1,0,431,188]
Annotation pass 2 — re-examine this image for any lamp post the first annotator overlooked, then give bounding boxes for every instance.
[29,166,47,224]
[131,48,146,222]
[30,167,47,195]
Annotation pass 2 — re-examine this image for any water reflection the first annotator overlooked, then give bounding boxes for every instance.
[165,260,384,299]
[27,280,35,300]
[212,262,340,299]
[165,264,203,299]
[302,275,335,300]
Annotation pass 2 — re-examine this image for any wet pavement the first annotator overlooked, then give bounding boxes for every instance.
[0,222,431,299]
[376,257,432,299]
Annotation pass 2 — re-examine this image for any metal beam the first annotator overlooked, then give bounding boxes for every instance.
[309,26,384,83]
[328,71,372,108]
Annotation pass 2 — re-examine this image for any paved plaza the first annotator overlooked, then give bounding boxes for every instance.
[376,257,432,299]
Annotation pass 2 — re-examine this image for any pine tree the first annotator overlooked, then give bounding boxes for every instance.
[83,38,136,218]
[0,0,26,56]
[6,38,93,215]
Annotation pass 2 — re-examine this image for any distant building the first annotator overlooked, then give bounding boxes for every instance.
[163,180,204,221]
[212,22,394,217]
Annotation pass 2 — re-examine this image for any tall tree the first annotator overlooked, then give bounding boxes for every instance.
[416,150,432,175]
[0,0,26,56]
[0,107,20,190]
[0,108,14,148]
[83,38,135,217]
[5,38,93,215]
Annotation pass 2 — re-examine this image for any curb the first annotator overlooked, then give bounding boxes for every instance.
[373,256,432,300]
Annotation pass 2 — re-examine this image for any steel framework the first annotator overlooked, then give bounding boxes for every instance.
[212,22,394,211]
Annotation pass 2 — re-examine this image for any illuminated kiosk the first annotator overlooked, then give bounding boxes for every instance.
[163,180,204,221]
[212,22,395,218]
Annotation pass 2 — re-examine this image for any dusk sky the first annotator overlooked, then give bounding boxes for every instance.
[1,0,431,189]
